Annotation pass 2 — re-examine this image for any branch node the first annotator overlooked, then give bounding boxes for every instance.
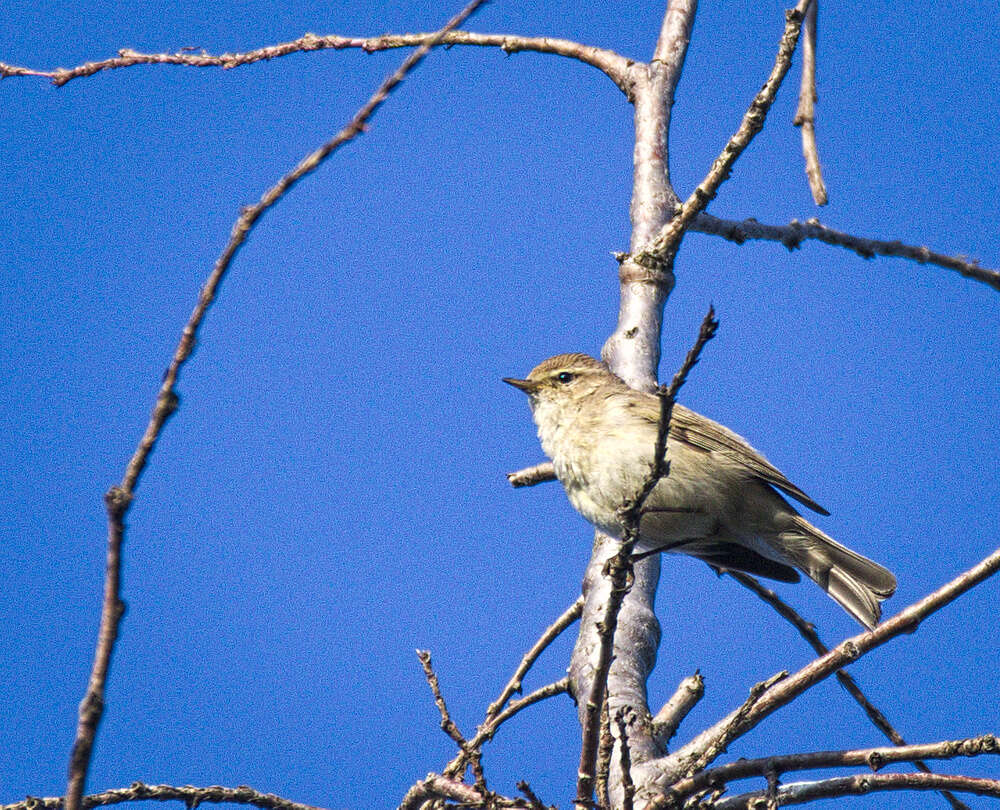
[103,485,133,517]
[866,750,885,771]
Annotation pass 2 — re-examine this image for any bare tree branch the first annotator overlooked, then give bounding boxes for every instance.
[485,597,583,720]
[691,213,1000,293]
[417,680,571,802]
[597,698,615,809]
[727,572,970,809]
[60,5,488,810]
[485,678,571,736]
[792,0,827,204]
[397,774,488,810]
[1,784,325,810]
[417,650,470,749]
[433,599,582,783]
[683,671,790,778]
[570,9,707,785]
[710,772,1000,809]
[631,0,812,270]
[582,3,818,803]
[602,0,700,386]
[661,307,719,400]
[516,781,553,810]
[642,545,1000,787]
[507,462,557,488]
[665,734,999,804]
[651,673,704,750]
[652,0,699,72]
[0,31,633,93]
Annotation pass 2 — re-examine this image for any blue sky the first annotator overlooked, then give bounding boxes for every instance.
[1,1,997,808]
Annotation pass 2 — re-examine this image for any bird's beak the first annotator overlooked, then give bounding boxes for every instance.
[503,377,539,393]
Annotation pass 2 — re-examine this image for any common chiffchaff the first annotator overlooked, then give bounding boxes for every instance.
[504,353,896,628]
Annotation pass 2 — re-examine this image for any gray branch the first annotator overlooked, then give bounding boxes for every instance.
[692,213,1000,293]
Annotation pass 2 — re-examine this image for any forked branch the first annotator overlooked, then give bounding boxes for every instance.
[631,0,813,270]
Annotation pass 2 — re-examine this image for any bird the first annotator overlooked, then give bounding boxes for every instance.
[504,353,896,628]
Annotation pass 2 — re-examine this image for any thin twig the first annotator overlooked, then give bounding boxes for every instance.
[1,784,324,810]
[516,782,551,810]
[64,489,130,810]
[507,462,557,488]
[691,212,1000,293]
[61,5,487,810]
[600,0,701,376]
[710,771,1000,809]
[575,309,719,808]
[629,0,812,273]
[652,546,1000,780]
[417,650,468,748]
[418,648,489,791]
[665,734,999,804]
[442,678,571,780]
[0,31,632,93]
[793,0,827,204]
[485,597,583,719]
[685,672,789,776]
[438,599,582,779]
[482,678,572,742]
[662,307,720,401]
[728,571,970,810]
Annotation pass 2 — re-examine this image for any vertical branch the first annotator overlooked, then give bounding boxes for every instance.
[603,0,698,388]
[573,2,700,808]
[596,699,614,808]
[793,0,828,204]
[60,4,487,810]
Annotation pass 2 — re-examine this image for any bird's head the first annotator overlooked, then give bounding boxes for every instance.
[503,353,615,406]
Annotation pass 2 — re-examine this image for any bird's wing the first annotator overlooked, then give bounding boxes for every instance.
[669,403,830,516]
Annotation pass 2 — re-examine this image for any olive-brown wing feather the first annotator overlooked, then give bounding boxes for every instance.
[669,403,830,516]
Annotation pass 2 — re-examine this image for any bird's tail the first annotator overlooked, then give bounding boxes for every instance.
[777,516,897,629]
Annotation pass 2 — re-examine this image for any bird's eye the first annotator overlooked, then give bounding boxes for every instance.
[556,372,574,383]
